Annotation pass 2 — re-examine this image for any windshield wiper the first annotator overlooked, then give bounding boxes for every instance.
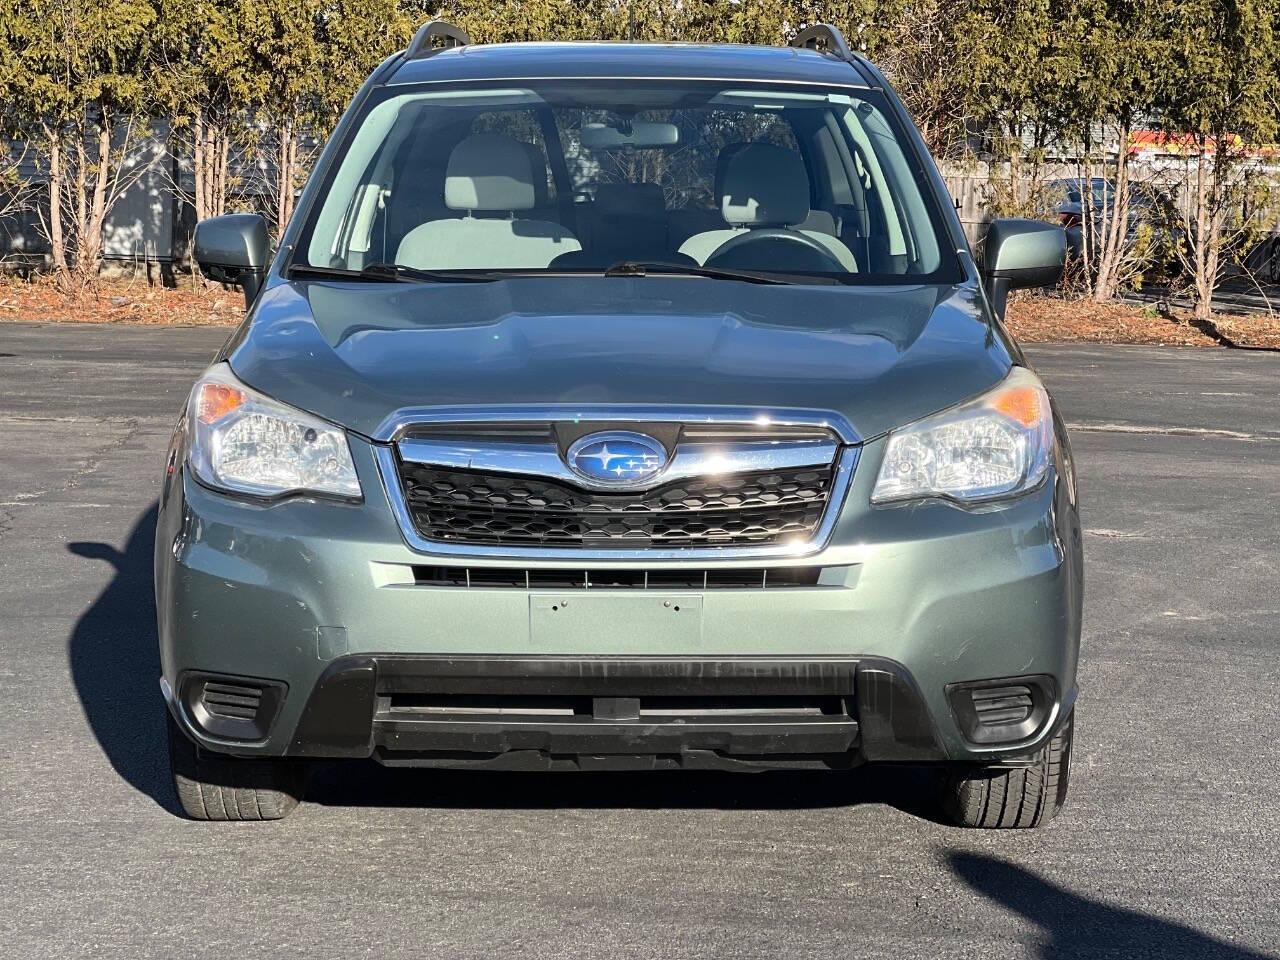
[600,260,839,285]
[290,260,839,286]
[289,263,499,284]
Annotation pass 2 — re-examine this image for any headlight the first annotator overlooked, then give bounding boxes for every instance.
[186,364,361,499]
[871,367,1053,505]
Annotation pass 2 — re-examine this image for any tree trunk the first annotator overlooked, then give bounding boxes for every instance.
[276,118,297,231]
[72,132,89,284]
[1092,119,1132,302]
[77,104,113,282]
[1028,122,1049,213]
[41,125,71,289]
[1199,145,1233,323]
[214,122,230,217]
[194,111,231,221]
[194,109,208,223]
[1192,139,1213,322]
[1006,125,1023,214]
[1075,147,1094,291]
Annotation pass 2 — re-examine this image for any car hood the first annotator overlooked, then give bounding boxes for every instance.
[224,275,1012,442]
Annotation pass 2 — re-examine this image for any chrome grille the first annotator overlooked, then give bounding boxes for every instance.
[378,413,856,559]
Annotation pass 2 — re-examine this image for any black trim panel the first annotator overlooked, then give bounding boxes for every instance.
[287,655,948,765]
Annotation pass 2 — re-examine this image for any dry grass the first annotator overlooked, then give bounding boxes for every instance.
[0,275,239,326]
[1005,294,1215,346]
[1006,293,1280,350]
[1203,312,1280,350]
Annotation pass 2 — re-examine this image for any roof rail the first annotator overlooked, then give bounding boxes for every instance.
[405,20,470,60]
[790,24,853,61]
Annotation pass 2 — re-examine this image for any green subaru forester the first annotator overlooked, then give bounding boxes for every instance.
[157,23,1080,825]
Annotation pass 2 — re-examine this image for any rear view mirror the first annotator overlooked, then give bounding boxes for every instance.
[981,218,1066,321]
[581,121,680,150]
[194,214,270,309]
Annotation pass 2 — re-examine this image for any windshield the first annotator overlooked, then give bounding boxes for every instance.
[297,80,958,283]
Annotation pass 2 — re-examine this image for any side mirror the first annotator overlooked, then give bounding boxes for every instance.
[981,218,1066,321]
[193,214,270,309]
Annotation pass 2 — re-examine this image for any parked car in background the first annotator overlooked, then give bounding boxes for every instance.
[157,23,1079,827]
[1241,232,1280,283]
[1049,177,1183,270]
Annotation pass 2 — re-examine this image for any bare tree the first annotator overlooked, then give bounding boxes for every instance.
[1163,138,1278,320]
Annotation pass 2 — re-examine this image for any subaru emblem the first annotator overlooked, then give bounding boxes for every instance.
[566,431,669,486]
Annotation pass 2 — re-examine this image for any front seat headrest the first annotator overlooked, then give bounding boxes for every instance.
[444,133,537,212]
[713,142,751,201]
[717,143,810,228]
[517,141,550,208]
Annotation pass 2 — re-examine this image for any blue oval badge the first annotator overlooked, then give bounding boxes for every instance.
[567,431,668,486]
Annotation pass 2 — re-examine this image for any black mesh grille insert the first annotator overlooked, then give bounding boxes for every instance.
[396,461,835,548]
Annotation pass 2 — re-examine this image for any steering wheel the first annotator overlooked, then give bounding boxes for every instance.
[705,228,845,273]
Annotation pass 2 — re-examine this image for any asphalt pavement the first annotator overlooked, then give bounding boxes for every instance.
[0,323,1277,959]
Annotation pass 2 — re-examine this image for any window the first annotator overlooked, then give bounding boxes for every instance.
[299,80,957,282]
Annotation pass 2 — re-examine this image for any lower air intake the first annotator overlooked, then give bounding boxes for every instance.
[971,684,1035,727]
[179,672,286,742]
[201,681,263,721]
[946,676,1055,746]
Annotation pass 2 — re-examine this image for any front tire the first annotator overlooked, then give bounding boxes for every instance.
[167,713,308,820]
[942,711,1073,829]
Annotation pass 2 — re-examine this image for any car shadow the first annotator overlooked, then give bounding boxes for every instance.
[950,852,1274,959]
[307,757,946,818]
[66,503,180,815]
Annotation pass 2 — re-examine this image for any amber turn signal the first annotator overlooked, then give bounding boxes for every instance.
[196,382,245,425]
[990,386,1045,429]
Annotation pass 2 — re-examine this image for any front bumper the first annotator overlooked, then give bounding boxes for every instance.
[155,431,1083,768]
